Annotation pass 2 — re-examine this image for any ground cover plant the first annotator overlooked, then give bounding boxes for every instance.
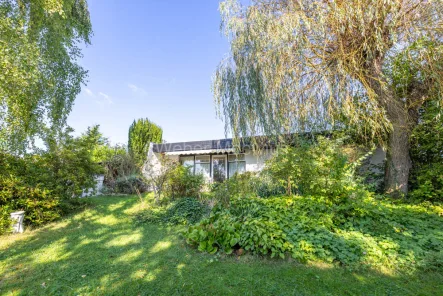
[135,197,209,225]
[1,195,442,295]
[185,195,443,271]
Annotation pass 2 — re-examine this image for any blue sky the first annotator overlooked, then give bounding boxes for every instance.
[68,0,230,145]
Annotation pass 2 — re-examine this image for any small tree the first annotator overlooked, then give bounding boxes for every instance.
[128,118,163,168]
[143,154,178,204]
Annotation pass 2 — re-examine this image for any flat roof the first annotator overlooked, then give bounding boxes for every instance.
[152,132,330,153]
[152,138,234,153]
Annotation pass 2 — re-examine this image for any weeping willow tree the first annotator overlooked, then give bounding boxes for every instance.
[213,0,443,196]
[128,118,163,168]
[0,0,92,153]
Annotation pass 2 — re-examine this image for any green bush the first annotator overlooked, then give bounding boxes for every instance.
[112,175,148,194]
[135,198,208,225]
[0,126,104,234]
[265,137,365,198]
[409,163,443,201]
[410,100,443,201]
[0,173,61,231]
[0,205,12,234]
[210,172,285,206]
[185,194,443,270]
[163,198,208,225]
[165,165,205,199]
[103,151,139,189]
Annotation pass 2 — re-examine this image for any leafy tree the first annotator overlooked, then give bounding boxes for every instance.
[213,0,443,196]
[128,118,163,168]
[0,0,92,153]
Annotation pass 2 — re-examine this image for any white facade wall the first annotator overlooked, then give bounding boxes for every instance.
[244,149,273,172]
[81,174,104,197]
[145,142,386,181]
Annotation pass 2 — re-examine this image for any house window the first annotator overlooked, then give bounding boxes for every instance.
[180,156,194,170]
[228,154,246,178]
[195,155,210,177]
[212,155,227,182]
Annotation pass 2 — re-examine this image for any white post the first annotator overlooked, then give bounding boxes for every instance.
[10,211,25,233]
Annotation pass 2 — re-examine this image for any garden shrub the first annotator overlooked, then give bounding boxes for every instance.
[162,197,208,225]
[165,165,205,199]
[210,172,285,206]
[0,172,61,233]
[0,126,104,234]
[410,100,443,201]
[265,137,365,198]
[103,151,139,189]
[135,197,208,225]
[112,175,148,194]
[0,205,13,234]
[185,194,443,271]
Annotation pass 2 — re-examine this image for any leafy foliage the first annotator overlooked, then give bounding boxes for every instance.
[185,194,443,270]
[0,171,59,231]
[0,0,92,153]
[265,137,367,198]
[209,171,285,206]
[135,197,208,226]
[410,100,443,201]
[0,126,103,234]
[102,148,139,189]
[128,118,162,168]
[112,175,148,195]
[165,165,205,200]
[163,198,208,225]
[42,125,104,198]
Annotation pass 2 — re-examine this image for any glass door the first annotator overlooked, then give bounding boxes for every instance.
[212,155,227,182]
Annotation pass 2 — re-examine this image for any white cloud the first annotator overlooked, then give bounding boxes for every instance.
[99,92,110,100]
[84,88,95,97]
[128,83,147,96]
[92,92,113,109]
[84,88,113,109]
[98,92,113,104]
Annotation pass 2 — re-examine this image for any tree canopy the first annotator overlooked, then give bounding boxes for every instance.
[213,0,443,195]
[0,0,92,153]
[128,118,163,168]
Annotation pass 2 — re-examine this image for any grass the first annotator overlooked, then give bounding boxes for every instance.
[0,195,442,295]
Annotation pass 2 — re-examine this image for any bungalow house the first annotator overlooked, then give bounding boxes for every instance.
[146,136,386,183]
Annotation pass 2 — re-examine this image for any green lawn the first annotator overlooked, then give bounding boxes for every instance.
[0,196,441,295]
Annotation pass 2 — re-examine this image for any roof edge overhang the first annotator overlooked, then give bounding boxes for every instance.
[164,148,235,156]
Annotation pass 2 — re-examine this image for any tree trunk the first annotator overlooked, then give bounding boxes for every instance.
[367,57,413,197]
[384,113,412,196]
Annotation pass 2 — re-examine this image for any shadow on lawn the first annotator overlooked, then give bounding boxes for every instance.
[0,196,442,296]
